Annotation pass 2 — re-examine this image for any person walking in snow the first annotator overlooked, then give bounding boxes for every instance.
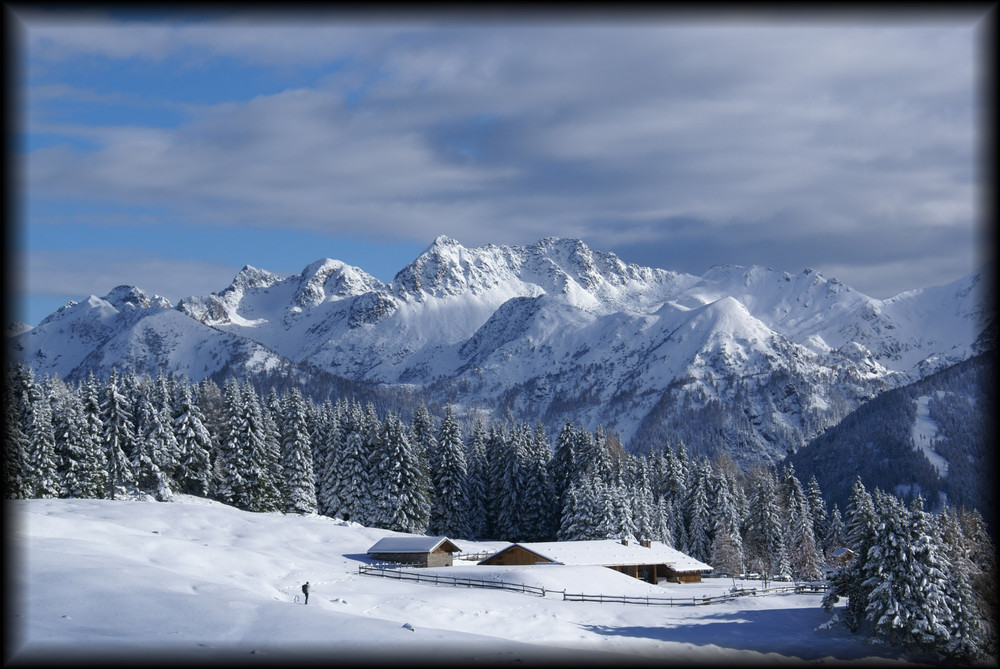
[301,581,310,605]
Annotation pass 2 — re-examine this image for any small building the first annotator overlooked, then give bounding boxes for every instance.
[830,547,857,568]
[367,536,463,568]
[478,539,712,584]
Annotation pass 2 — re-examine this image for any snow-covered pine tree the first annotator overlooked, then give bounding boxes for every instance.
[214,379,253,509]
[742,469,784,583]
[557,480,586,541]
[194,378,226,452]
[171,380,212,497]
[708,468,744,576]
[135,388,179,500]
[428,406,470,538]
[153,372,182,475]
[3,365,32,499]
[710,515,745,579]
[631,458,658,543]
[331,401,376,524]
[664,497,686,551]
[487,424,522,540]
[101,369,137,500]
[78,372,109,499]
[824,477,878,631]
[24,374,59,498]
[549,419,580,509]
[259,386,286,512]
[806,475,830,556]
[130,390,173,501]
[280,388,317,514]
[520,421,555,541]
[823,504,847,562]
[369,411,431,534]
[935,504,992,661]
[308,399,336,514]
[683,459,713,563]
[651,495,671,545]
[48,377,97,498]
[464,420,490,540]
[314,399,345,517]
[411,401,437,463]
[585,474,617,540]
[863,492,952,650]
[663,443,688,509]
[607,468,637,542]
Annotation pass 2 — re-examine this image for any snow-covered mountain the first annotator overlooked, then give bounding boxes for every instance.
[10,236,993,466]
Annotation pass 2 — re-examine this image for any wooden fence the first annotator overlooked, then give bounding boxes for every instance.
[358,564,554,597]
[358,563,828,605]
[563,583,829,606]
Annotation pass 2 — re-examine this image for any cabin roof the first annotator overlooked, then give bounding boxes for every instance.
[481,539,712,573]
[367,536,462,555]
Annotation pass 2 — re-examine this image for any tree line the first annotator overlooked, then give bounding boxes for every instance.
[4,363,995,662]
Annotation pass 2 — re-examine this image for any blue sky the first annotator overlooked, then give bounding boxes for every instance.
[10,7,992,326]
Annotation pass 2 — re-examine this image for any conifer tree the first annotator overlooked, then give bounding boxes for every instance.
[743,470,784,582]
[557,480,586,541]
[280,388,317,514]
[3,366,32,499]
[487,425,522,540]
[935,505,991,661]
[823,504,847,560]
[549,419,580,509]
[25,376,60,498]
[330,401,375,523]
[464,420,490,539]
[134,390,179,500]
[259,387,286,511]
[683,459,713,563]
[101,370,137,499]
[308,399,336,512]
[864,492,951,649]
[49,377,99,498]
[710,515,745,578]
[806,475,829,555]
[171,381,212,497]
[631,458,658,542]
[520,421,555,541]
[315,400,346,517]
[824,477,878,631]
[370,411,431,534]
[214,379,253,509]
[428,406,470,538]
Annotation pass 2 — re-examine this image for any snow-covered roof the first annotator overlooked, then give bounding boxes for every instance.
[482,540,712,573]
[367,536,461,554]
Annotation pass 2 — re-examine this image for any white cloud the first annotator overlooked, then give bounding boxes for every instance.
[18,12,985,298]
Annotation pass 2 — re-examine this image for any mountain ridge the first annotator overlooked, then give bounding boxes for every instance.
[10,237,992,467]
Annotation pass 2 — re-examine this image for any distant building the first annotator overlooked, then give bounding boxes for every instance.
[367,536,463,568]
[478,538,713,584]
[830,547,856,568]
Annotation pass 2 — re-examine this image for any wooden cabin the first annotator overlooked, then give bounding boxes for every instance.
[367,536,462,568]
[478,538,712,584]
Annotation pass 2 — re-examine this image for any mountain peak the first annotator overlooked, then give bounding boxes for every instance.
[102,285,172,311]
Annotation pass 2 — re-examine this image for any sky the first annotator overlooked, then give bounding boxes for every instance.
[10,495,914,665]
[7,6,994,327]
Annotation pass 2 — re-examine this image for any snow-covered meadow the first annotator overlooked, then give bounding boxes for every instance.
[7,495,927,666]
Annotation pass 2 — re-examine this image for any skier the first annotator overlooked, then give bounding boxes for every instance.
[301,581,310,605]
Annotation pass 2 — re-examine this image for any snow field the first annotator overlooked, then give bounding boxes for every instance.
[8,496,918,666]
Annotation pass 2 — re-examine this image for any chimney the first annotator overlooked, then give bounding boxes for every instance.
[640,539,651,548]
[621,538,629,546]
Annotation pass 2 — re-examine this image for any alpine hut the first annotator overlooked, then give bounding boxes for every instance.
[478,538,712,584]
[366,536,463,568]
